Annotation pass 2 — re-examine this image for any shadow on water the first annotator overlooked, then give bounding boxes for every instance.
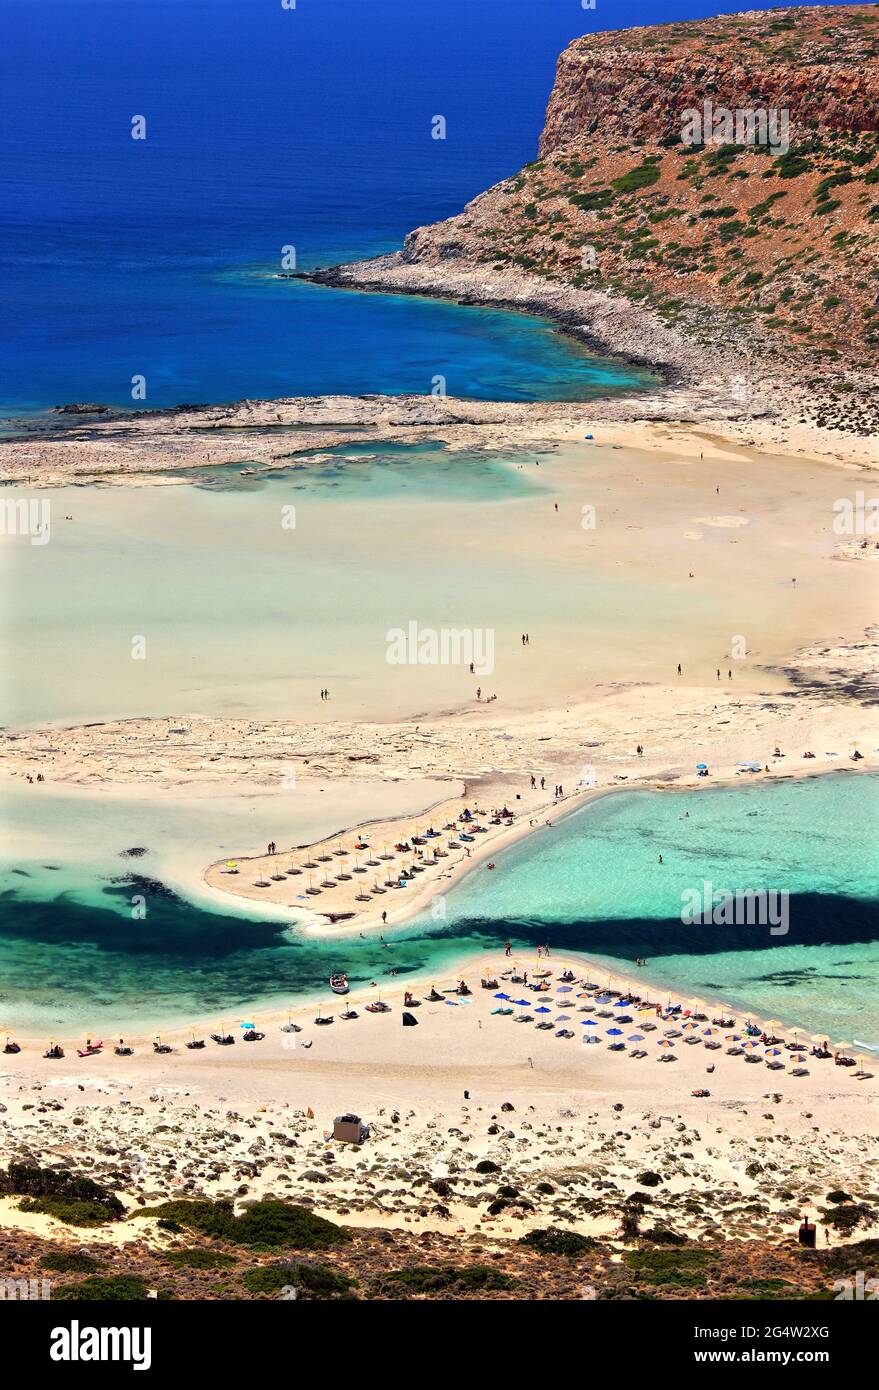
[0,879,876,1026]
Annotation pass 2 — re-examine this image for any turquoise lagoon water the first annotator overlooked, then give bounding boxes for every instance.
[1,773,876,1042]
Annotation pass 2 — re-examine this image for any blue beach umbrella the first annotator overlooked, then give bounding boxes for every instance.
[607,1027,623,1036]
[535,1006,551,1014]
[555,1014,571,1023]
[628,1034,645,1042]
[765,1047,782,1056]
[582,1019,598,1027]
[494,992,510,1000]
[514,999,530,1006]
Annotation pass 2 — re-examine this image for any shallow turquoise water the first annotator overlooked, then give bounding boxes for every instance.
[0,773,876,1042]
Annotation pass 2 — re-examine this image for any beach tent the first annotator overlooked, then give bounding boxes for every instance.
[333,1114,369,1144]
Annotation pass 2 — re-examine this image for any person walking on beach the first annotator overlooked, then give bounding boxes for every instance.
[504,940,511,957]
[540,776,545,790]
[677,663,681,675]
[530,775,536,789]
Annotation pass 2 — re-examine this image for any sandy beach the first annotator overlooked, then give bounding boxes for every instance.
[0,951,875,1261]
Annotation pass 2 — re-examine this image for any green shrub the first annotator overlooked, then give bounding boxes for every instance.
[242,1262,355,1298]
[624,1247,717,1287]
[0,1163,123,1220]
[385,1264,512,1294]
[611,163,662,194]
[19,1197,119,1228]
[135,1199,349,1251]
[569,189,615,212]
[52,1275,152,1301]
[164,1248,237,1270]
[40,1251,104,1274]
[520,1227,597,1256]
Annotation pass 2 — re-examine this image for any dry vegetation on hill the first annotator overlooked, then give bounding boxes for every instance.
[385,7,879,434]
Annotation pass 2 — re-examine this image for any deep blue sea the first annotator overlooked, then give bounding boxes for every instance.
[1,0,794,412]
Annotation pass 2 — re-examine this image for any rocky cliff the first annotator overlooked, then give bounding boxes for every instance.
[315,6,879,434]
[539,6,879,152]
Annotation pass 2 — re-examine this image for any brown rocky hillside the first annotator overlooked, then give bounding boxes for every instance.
[398,6,879,384]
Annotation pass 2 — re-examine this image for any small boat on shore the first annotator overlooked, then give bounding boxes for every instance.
[330,972,349,995]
